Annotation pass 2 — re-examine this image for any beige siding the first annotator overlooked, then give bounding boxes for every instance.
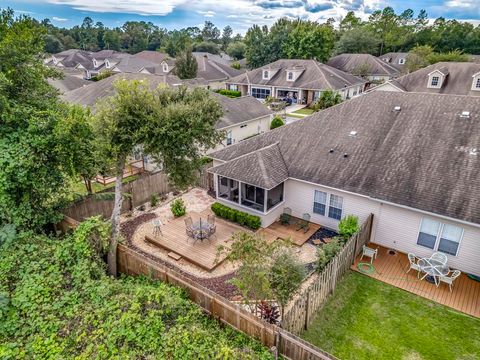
[372,82,403,92]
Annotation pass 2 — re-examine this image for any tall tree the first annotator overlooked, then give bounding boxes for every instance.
[201,21,220,42]
[174,48,198,79]
[244,24,270,68]
[221,25,233,51]
[92,80,223,275]
[226,41,246,60]
[334,28,381,55]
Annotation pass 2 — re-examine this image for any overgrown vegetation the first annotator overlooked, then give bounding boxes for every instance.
[0,219,273,359]
[211,202,261,230]
[312,90,343,112]
[338,215,360,242]
[174,48,198,79]
[405,45,469,72]
[170,198,186,217]
[301,271,480,360]
[91,70,114,81]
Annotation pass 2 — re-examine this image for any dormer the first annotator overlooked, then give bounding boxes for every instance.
[92,58,98,68]
[262,69,271,80]
[161,61,169,73]
[105,59,111,69]
[427,67,449,89]
[285,66,305,82]
[398,57,405,65]
[471,72,480,91]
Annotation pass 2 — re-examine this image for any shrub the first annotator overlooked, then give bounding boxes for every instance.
[338,214,360,243]
[316,237,342,272]
[150,193,159,207]
[270,116,285,130]
[231,62,241,70]
[170,198,186,217]
[210,202,261,230]
[215,89,242,98]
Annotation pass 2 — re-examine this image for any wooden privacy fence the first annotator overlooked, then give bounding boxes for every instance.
[282,214,374,335]
[64,164,211,222]
[117,244,338,360]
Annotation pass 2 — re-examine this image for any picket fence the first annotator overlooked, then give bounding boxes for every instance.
[281,214,374,334]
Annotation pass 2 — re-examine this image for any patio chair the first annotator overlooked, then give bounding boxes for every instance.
[280,207,292,225]
[406,253,422,278]
[152,219,163,237]
[431,252,448,265]
[207,214,216,232]
[184,217,194,242]
[360,245,378,264]
[296,213,311,233]
[439,270,461,292]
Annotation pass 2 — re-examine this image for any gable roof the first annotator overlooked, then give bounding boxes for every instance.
[210,91,480,225]
[227,59,366,90]
[379,52,408,66]
[194,53,243,81]
[62,73,189,107]
[327,53,401,77]
[133,51,170,64]
[212,94,273,129]
[211,143,288,189]
[48,74,90,93]
[383,62,480,96]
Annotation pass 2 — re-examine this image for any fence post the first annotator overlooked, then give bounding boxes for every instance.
[352,233,359,265]
[304,288,310,330]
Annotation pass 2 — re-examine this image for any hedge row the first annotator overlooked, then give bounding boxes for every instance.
[211,202,262,230]
[215,89,242,98]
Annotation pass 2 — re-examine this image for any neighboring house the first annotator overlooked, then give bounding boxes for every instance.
[327,53,401,82]
[210,94,274,152]
[379,52,408,68]
[193,53,243,89]
[225,59,366,105]
[208,91,480,277]
[132,51,175,75]
[48,73,90,93]
[373,62,480,96]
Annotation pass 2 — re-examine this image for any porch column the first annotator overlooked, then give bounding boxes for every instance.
[264,188,267,213]
[238,182,242,205]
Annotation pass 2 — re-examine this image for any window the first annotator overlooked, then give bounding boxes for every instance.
[398,58,405,65]
[229,84,238,91]
[226,130,233,146]
[475,77,480,89]
[241,183,265,212]
[417,218,463,256]
[328,194,343,220]
[163,64,168,72]
[105,60,110,68]
[431,76,439,86]
[313,190,327,215]
[262,70,269,80]
[287,72,293,81]
[438,224,463,256]
[417,218,440,249]
[93,59,98,68]
[218,176,239,203]
[267,183,284,211]
[251,87,271,99]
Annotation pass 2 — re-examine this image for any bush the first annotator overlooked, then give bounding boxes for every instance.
[170,198,186,217]
[215,89,242,98]
[150,193,159,207]
[338,214,360,243]
[316,238,342,272]
[270,116,285,130]
[210,202,261,230]
[231,62,241,70]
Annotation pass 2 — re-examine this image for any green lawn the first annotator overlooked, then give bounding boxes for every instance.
[68,175,139,199]
[301,271,480,360]
[292,107,315,115]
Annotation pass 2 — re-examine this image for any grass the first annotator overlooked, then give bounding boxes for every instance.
[292,107,315,115]
[68,175,139,199]
[301,271,480,360]
[287,113,307,119]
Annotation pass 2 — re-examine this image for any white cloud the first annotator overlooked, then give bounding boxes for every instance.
[197,10,215,17]
[52,16,68,22]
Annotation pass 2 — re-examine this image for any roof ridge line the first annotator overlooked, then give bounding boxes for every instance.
[312,60,332,88]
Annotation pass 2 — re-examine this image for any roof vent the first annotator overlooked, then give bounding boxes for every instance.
[349,131,357,137]
[393,106,401,112]
[329,148,334,153]
[470,148,478,156]
[343,153,348,158]
[460,111,470,119]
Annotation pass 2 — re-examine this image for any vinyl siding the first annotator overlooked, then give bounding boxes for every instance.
[372,82,403,92]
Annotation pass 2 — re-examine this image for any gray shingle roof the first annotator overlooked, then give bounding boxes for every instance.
[210,91,480,225]
[378,52,408,67]
[385,62,480,96]
[48,74,90,93]
[194,53,243,81]
[226,59,366,90]
[327,53,400,77]
[211,143,288,189]
[133,51,170,64]
[213,94,273,129]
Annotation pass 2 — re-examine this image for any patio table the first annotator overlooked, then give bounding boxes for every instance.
[418,257,450,286]
[191,218,211,242]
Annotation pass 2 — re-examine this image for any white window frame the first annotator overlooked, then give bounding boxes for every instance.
[312,190,343,221]
[287,72,294,81]
[105,59,110,69]
[416,217,464,256]
[163,63,168,72]
[226,130,233,146]
[262,70,269,80]
[229,84,238,91]
[398,58,405,65]
[472,76,480,91]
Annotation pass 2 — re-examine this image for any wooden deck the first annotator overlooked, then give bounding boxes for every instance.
[144,209,248,271]
[352,244,480,318]
[259,219,320,246]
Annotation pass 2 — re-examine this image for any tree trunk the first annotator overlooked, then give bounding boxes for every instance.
[108,156,126,277]
[82,174,93,194]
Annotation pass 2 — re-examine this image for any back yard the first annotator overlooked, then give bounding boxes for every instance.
[301,271,480,360]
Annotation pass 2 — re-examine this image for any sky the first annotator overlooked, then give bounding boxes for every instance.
[3,0,480,33]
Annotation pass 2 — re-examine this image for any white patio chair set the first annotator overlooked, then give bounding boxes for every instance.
[407,252,461,292]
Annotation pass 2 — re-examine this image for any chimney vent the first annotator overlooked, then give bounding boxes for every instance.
[349,131,357,137]
[460,111,470,118]
[343,153,348,158]
[329,148,334,153]
[393,106,401,112]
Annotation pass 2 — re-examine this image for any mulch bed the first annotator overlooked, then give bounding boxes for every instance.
[307,226,339,247]
[120,213,240,299]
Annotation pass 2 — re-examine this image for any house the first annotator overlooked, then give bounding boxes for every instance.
[193,52,243,89]
[48,72,90,93]
[210,94,274,152]
[208,91,480,276]
[372,62,480,96]
[225,59,366,105]
[379,52,408,68]
[327,53,401,82]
